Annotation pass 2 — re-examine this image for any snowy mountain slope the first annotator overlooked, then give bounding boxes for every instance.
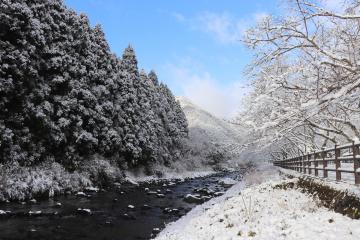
[177,97,245,165]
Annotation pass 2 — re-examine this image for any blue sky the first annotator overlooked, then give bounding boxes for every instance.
[64,0,280,118]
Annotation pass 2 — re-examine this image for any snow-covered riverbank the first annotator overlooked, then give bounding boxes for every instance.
[155,165,360,240]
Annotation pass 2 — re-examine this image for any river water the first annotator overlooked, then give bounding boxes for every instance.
[0,170,247,240]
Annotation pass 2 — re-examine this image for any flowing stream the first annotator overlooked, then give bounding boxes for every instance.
[0,169,247,240]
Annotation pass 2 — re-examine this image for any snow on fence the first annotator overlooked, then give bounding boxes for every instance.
[273,142,360,185]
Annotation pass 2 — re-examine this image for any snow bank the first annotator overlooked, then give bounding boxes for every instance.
[155,165,360,240]
[125,167,215,183]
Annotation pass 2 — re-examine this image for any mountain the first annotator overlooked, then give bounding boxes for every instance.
[177,97,245,167]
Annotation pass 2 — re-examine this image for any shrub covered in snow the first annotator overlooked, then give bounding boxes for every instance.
[0,156,130,201]
[0,161,92,201]
[79,158,123,187]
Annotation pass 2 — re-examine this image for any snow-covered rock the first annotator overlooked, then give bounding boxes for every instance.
[85,187,99,192]
[168,182,176,187]
[218,178,237,187]
[147,191,157,195]
[77,208,91,215]
[141,204,151,210]
[125,177,139,186]
[75,192,87,197]
[157,194,165,198]
[28,211,42,216]
[213,192,225,197]
[123,213,136,220]
[183,194,203,204]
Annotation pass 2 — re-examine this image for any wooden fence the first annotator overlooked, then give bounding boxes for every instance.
[273,141,360,185]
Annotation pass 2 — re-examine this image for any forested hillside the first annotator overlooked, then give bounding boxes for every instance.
[177,97,244,169]
[0,0,188,172]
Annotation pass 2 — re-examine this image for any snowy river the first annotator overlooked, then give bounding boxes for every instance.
[0,170,247,240]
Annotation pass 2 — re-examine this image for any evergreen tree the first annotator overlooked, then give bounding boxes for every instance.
[0,0,188,173]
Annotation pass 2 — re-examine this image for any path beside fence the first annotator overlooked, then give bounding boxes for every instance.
[273,142,360,185]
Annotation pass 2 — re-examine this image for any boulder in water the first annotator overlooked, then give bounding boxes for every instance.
[214,192,225,197]
[77,208,91,215]
[218,178,237,187]
[28,210,42,216]
[183,194,203,204]
[141,204,152,210]
[75,192,87,197]
[85,187,99,192]
[156,194,165,198]
[123,213,136,220]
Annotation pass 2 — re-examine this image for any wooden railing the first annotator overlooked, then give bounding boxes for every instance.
[273,141,360,185]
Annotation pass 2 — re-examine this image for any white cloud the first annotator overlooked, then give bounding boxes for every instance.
[321,0,346,12]
[197,12,244,44]
[253,12,270,22]
[172,11,269,44]
[171,12,185,22]
[163,64,248,119]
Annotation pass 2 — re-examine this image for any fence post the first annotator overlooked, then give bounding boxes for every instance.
[322,150,327,178]
[335,144,341,181]
[288,158,291,169]
[293,158,296,171]
[302,156,305,173]
[352,141,360,185]
[308,153,312,175]
[314,151,318,176]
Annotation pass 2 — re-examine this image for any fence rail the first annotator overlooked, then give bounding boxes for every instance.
[273,141,360,185]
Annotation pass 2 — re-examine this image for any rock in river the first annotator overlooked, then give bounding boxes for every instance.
[77,208,91,215]
[156,194,165,198]
[123,213,136,220]
[218,178,237,187]
[183,194,203,204]
[141,204,152,210]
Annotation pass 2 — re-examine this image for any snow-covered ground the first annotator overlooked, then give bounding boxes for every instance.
[155,165,360,240]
